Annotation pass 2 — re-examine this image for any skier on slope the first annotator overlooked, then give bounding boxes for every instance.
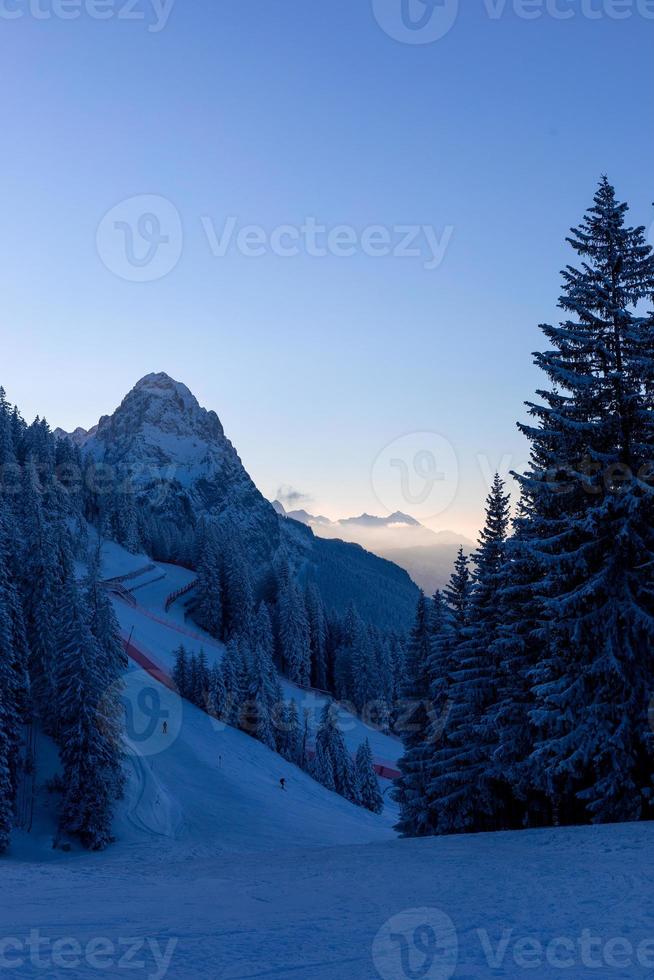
[279,778,286,791]
[162,721,168,735]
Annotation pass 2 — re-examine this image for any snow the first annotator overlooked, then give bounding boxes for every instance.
[100,539,402,770]
[7,537,651,978]
[4,821,654,978]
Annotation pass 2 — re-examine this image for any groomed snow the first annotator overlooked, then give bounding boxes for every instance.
[4,822,653,978]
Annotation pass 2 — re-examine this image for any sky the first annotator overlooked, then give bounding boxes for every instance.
[2,0,654,539]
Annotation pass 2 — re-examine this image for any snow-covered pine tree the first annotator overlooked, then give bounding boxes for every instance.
[305,582,328,691]
[277,699,302,764]
[312,737,336,791]
[517,177,654,825]
[221,636,248,725]
[20,458,59,729]
[172,645,189,698]
[350,622,378,715]
[277,561,311,688]
[393,592,438,837]
[333,602,362,702]
[221,531,254,642]
[425,476,511,835]
[208,663,227,720]
[83,550,125,800]
[55,573,119,850]
[194,530,224,639]
[244,631,279,749]
[314,702,358,803]
[0,496,30,797]
[355,739,384,814]
[483,508,549,829]
[253,602,275,665]
[0,688,13,854]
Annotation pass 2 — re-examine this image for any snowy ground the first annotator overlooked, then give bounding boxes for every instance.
[4,539,652,978]
[4,823,654,978]
[101,540,403,769]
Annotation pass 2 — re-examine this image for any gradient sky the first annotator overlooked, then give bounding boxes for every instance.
[2,0,654,538]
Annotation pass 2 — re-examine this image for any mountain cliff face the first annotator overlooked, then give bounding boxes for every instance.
[83,372,280,566]
[74,373,419,630]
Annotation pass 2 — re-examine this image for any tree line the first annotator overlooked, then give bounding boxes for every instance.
[0,401,124,852]
[395,178,654,836]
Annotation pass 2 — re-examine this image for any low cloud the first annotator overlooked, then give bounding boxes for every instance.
[276,484,312,508]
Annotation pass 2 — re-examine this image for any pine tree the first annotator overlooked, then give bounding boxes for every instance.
[305,583,328,691]
[312,737,336,791]
[350,623,378,715]
[426,476,510,835]
[516,177,654,824]
[245,632,279,749]
[222,532,254,642]
[393,593,438,837]
[172,645,189,698]
[356,739,384,814]
[333,602,362,702]
[208,663,227,720]
[83,550,125,800]
[278,699,302,764]
[194,531,224,639]
[55,576,118,850]
[221,637,248,725]
[253,603,275,665]
[20,458,59,728]
[277,561,311,688]
[314,703,358,802]
[484,514,548,829]
[0,689,13,854]
[0,497,30,796]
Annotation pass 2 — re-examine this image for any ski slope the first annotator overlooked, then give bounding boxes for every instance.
[100,539,403,772]
[5,820,654,978]
[5,543,653,978]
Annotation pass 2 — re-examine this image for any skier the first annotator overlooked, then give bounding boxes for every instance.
[162,720,168,735]
[279,778,286,791]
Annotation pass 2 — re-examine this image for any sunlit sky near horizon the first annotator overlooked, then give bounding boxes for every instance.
[2,0,654,539]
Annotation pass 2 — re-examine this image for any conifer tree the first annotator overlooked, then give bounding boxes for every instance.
[426,477,510,835]
[393,593,438,837]
[0,689,13,854]
[305,583,328,691]
[516,178,654,824]
[20,458,59,727]
[314,703,358,803]
[277,561,311,688]
[356,739,384,814]
[194,531,224,639]
[172,645,189,698]
[221,532,254,642]
[208,663,227,720]
[55,576,119,850]
[277,699,302,764]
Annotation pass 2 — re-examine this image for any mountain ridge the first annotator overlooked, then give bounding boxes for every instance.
[59,373,419,630]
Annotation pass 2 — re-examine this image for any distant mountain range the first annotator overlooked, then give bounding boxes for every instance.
[273,501,475,593]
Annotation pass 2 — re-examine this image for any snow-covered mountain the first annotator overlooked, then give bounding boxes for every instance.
[63,373,419,629]
[275,501,474,593]
[81,372,280,566]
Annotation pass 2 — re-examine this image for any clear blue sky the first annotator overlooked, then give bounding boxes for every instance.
[2,0,653,537]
